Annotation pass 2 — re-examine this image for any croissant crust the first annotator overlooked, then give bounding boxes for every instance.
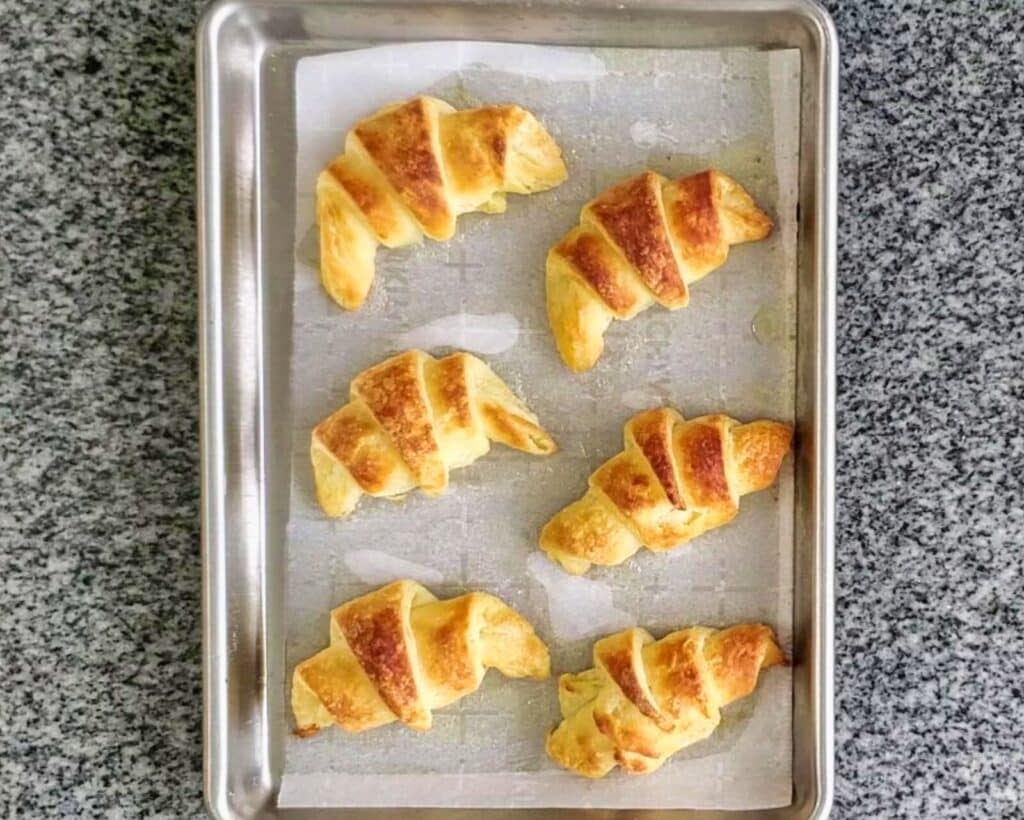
[546,169,773,371]
[318,96,567,309]
[293,580,551,734]
[546,624,784,777]
[539,407,792,574]
[312,349,557,518]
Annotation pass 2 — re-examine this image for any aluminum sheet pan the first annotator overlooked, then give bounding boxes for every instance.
[197,2,836,818]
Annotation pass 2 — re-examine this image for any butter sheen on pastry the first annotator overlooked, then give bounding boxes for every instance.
[546,169,773,371]
[318,95,567,309]
[546,624,783,778]
[539,407,792,574]
[293,580,550,735]
[312,349,557,518]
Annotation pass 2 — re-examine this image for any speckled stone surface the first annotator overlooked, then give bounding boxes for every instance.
[833,2,1024,817]
[1,0,1022,817]
[1,0,204,816]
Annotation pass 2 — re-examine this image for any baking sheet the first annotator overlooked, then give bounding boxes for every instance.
[280,41,800,810]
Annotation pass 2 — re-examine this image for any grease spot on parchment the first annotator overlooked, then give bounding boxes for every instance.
[527,552,634,642]
[630,119,676,150]
[295,222,319,268]
[393,312,520,356]
[620,384,671,411]
[750,300,793,348]
[343,550,444,587]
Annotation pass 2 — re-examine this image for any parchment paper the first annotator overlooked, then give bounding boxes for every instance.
[280,41,800,811]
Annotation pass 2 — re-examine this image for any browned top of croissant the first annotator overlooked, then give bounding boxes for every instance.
[350,100,547,238]
[579,170,772,308]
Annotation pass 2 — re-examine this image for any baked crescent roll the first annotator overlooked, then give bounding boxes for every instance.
[546,169,773,371]
[546,624,784,778]
[312,349,557,517]
[318,95,567,309]
[540,407,792,574]
[293,580,551,735]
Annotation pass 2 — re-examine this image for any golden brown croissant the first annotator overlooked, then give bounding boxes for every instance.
[540,407,792,574]
[546,169,773,371]
[546,624,784,778]
[317,95,567,309]
[292,580,551,735]
[312,349,557,517]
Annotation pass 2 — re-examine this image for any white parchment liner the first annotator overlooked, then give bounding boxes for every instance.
[280,41,800,810]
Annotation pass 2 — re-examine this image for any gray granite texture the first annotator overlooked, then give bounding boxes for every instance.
[1,0,1023,817]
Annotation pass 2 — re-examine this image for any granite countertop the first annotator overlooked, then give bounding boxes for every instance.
[3,0,1022,816]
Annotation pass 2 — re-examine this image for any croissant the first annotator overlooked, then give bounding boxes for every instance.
[539,407,792,574]
[546,624,784,778]
[317,95,567,309]
[293,580,550,735]
[312,349,557,517]
[546,169,773,371]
